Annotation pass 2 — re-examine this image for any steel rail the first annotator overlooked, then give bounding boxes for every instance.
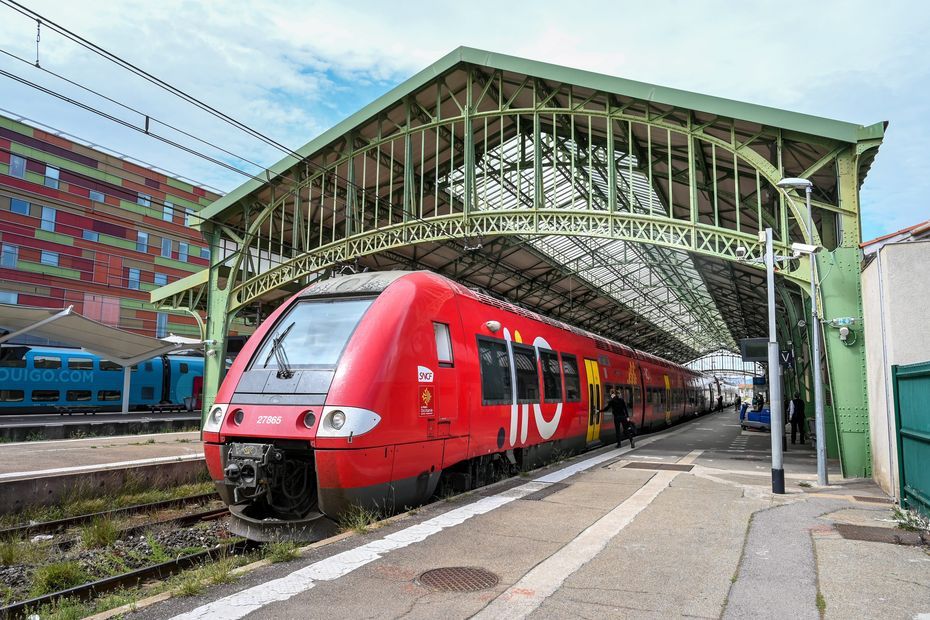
[0,492,218,539]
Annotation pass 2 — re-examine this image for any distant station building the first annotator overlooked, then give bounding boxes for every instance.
[0,112,218,342]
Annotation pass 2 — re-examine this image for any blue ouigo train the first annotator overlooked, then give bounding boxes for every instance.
[0,345,204,414]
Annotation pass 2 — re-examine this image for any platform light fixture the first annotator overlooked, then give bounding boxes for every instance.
[777,176,828,487]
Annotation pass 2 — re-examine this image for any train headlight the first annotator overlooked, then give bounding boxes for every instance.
[232,409,244,425]
[302,410,316,429]
[317,406,381,438]
[203,403,228,432]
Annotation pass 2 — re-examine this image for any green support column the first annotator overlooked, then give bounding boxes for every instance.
[818,247,869,476]
[201,225,230,424]
[818,148,871,477]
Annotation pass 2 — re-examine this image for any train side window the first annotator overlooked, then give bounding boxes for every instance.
[141,386,155,400]
[66,390,92,402]
[0,390,24,402]
[561,354,581,402]
[100,360,121,371]
[68,358,93,370]
[33,355,61,369]
[477,336,511,405]
[145,361,153,371]
[98,390,121,401]
[179,363,189,374]
[511,343,539,403]
[32,390,60,402]
[0,357,25,368]
[538,349,562,402]
[433,322,454,367]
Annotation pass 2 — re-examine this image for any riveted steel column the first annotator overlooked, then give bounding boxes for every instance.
[819,148,870,477]
[203,224,230,425]
[463,73,476,220]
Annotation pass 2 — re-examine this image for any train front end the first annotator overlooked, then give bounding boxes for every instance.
[202,272,411,541]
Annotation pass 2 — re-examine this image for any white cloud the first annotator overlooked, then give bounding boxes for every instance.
[0,0,927,236]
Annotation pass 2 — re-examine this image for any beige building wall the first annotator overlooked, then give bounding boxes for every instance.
[863,240,930,496]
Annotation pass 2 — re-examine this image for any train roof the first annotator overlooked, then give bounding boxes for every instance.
[300,271,700,377]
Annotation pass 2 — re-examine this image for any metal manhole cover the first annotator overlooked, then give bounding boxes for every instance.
[418,567,500,592]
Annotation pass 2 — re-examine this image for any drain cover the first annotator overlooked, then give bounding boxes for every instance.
[418,567,500,592]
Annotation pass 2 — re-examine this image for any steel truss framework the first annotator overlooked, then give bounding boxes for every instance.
[153,48,883,476]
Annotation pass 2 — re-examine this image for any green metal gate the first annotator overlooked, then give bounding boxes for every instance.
[893,360,930,516]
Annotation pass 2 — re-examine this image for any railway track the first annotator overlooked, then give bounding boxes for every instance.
[0,492,217,539]
[1,538,255,619]
[0,493,235,619]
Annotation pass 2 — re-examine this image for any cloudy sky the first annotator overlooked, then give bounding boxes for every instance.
[0,0,927,240]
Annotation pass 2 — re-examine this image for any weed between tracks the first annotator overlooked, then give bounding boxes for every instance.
[892,505,930,533]
[337,505,383,534]
[0,479,215,529]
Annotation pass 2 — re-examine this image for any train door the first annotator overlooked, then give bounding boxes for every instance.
[427,321,460,440]
[663,374,672,425]
[584,359,602,444]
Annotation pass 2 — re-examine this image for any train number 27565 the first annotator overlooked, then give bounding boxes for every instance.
[256,416,282,425]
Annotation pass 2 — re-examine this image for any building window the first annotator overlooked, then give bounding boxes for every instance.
[161,237,172,258]
[163,201,173,222]
[0,290,17,304]
[154,272,167,286]
[137,231,149,253]
[9,154,26,179]
[1,243,17,268]
[200,246,210,260]
[138,193,151,207]
[128,267,140,290]
[41,206,56,232]
[156,312,168,337]
[40,250,59,267]
[89,189,105,202]
[10,198,29,215]
[184,207,192,226]
[44,166,60,189]
[178,242,188,262]
[82,230,99,242]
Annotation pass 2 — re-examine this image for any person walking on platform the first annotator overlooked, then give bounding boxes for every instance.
[789,392,806,444]
[601,388,634,448]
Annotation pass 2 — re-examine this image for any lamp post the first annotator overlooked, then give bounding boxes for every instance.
[777,177,828,487]
[763,227,785,494]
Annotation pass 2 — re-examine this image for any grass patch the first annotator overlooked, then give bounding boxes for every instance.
[30,561,88,596]
[892,505,930,533]
[265,541,300,564]
[816,592,826,615]
[0,536,49,565]
[337,504,382,534]
[176,573,204,597]
[798,481,812,488]
[81,517,120,548]
[24,431,46,442]
[0,480,216,529]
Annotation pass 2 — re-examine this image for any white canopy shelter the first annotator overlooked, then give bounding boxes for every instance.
[0,304,202,413]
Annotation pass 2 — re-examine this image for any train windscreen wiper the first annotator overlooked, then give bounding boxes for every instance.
[263,321,296,379]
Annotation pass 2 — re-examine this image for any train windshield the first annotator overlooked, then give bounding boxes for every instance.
[250,297,374,370]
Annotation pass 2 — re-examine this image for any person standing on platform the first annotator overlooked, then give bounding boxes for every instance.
[789,392,806,444]
[601,388,634,448]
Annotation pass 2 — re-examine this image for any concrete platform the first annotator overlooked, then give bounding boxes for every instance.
[0,411,201,442]
[0,432,206,513]
[118,409,928,620]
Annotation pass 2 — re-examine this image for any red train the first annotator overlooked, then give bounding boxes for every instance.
[203,271,723,540]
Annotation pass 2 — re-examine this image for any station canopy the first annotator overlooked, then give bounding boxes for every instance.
[0,304,200,365]
[156,47,883,364]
